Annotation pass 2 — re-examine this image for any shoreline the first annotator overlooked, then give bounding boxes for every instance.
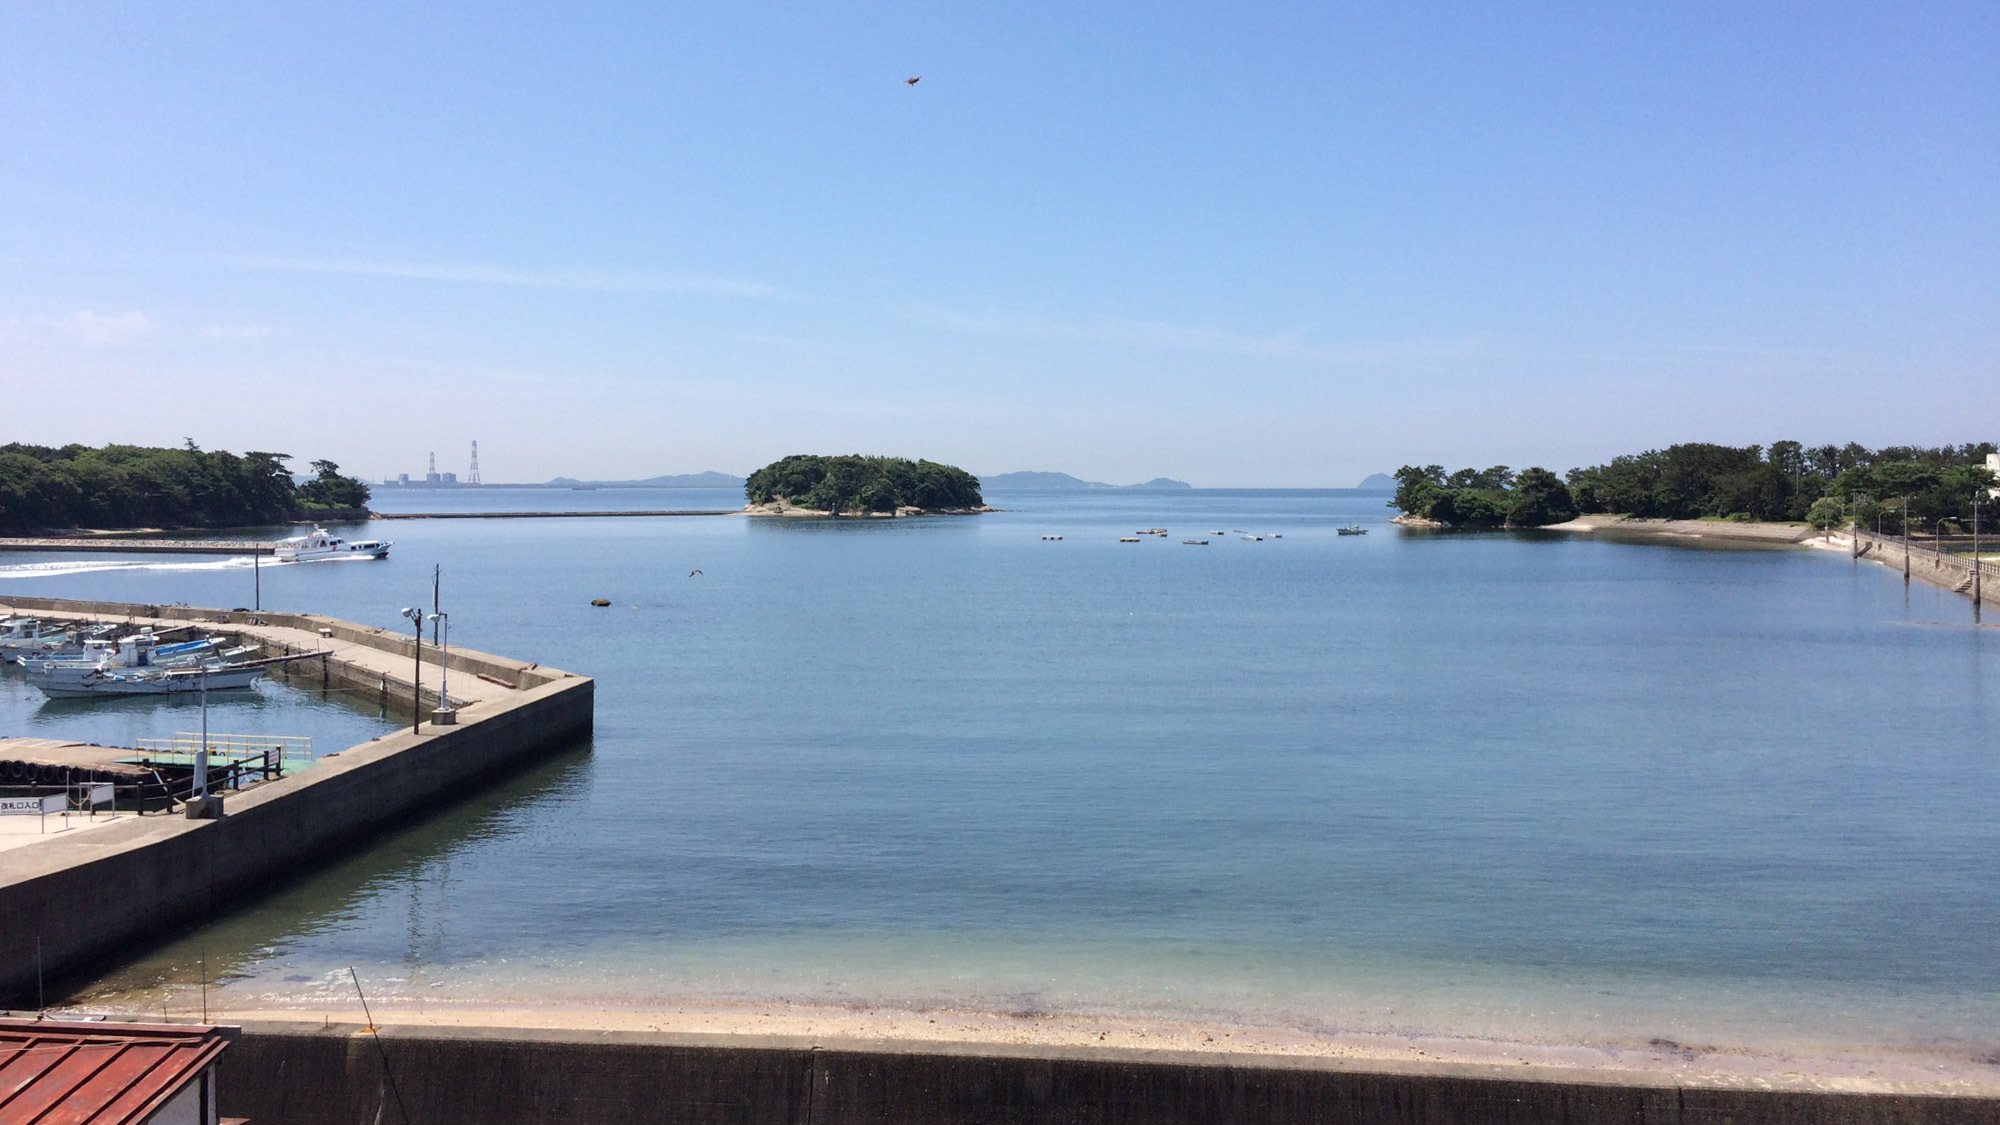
[54,996,2000,1096]
[1543,514,1823,545]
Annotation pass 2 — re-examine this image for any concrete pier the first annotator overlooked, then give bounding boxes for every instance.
[0,596,592,1005]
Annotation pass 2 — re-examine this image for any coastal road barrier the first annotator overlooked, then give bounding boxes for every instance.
[1850,530,1995,605]
[0,597,593,1007]
[211,1022,2000,1125]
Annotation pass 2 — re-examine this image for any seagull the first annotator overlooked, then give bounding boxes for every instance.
[905,76,921,85]
[689,569,702,577]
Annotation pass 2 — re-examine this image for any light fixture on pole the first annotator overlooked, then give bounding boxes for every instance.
[400,607,424,735]
[428,611,456,726]
[184,663,223,819]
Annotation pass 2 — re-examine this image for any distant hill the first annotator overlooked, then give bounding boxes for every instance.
[545,471,745,489]
[984,471,1193,491]
[1356,473,1395,491]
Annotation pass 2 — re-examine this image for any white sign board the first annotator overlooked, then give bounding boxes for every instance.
[87,783,114,807]
[0,794,66,815]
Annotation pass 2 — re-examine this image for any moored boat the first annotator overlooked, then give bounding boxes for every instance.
[27,661,268,698]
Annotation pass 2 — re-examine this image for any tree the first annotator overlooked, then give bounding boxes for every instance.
[1507,467,1577,526]
[297,460,372,509]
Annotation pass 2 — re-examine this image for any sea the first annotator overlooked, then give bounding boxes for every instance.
[2,487,1997,1074]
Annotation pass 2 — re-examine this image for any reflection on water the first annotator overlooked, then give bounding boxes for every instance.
[71,740,594,1011]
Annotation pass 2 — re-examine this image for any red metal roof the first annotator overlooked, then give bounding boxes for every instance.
[0,1019,231,1125]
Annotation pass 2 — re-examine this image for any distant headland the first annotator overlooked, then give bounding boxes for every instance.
[744,455,989,518]
[544,471,745,489]
[1388,441,1997,530]
[982,471,1191,491]
[0,442,373,532]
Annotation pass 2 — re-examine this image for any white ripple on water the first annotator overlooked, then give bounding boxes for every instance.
[0,557,259,579]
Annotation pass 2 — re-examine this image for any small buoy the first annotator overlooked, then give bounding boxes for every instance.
[591,598,611,607]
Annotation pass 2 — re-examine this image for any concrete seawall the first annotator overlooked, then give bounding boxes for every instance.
[216,1022,2000,1125]
[1848,530,1995,607]
[0,596,593,1005]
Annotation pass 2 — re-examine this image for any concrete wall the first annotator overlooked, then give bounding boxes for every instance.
[1850,533,1995,605]
[0,602,593,1005]
[217,1023,2000,1125]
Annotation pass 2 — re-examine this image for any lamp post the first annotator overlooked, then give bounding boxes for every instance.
[196,663,209,800]
[427,611,455,725]
[400,607,423,734]
[1902,496,1910,581]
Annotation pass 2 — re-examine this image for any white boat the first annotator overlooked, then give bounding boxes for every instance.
[0,619,116,663]
[28,660,267,698]
[1337,524,1368,536]
[274,527,392,563]
[27,632,264,697]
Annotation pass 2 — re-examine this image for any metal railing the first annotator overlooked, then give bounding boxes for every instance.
[1850,530,2000,589]
[133,732,315,763]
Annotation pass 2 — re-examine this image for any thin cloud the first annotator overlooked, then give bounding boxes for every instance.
[895,304,1481,368]
[197,322,275,340]
[222,255,786,300]
[61,310,154,346]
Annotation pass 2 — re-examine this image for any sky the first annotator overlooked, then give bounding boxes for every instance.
[2,3,1996,487]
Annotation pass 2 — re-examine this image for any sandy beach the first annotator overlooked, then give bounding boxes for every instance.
[53,995,2000,1097]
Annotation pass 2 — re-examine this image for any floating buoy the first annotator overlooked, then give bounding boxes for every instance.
[590,598,612,607]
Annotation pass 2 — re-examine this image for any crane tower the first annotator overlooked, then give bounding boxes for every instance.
[469,441,482,485]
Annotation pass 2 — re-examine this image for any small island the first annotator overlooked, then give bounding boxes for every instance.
[0,442,374,532]
[744,455,989,517]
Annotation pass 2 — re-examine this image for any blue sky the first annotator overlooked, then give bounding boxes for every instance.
[2,3,1994,485]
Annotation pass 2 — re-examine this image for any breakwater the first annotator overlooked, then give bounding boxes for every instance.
[0,596,593,1005]
[214,1021,2000,1125]
[0,537,272,554]
[373,509,738,519]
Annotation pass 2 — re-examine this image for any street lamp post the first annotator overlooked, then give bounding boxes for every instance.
[400,607,423,735]
[1974,497,1984,614]
[428,611,455,725]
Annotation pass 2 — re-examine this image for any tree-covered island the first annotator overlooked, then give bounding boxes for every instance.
[0,442,374,532]
[745,455,985,516]
[1392,442,1997,531]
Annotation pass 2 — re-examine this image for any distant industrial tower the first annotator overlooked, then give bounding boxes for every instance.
[468,441,482,485]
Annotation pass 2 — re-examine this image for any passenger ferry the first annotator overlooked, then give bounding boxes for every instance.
[273,527,392,563]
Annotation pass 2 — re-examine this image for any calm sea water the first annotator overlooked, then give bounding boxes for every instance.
[3,488,1997,1057]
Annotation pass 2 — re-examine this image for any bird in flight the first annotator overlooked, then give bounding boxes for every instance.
[906,76,921,85]
[689,569,703,577]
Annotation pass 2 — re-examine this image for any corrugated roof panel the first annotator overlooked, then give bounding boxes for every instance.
[0,1020,231,1125]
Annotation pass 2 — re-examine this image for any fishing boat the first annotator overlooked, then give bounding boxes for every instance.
[1182,538,1209,545]
[1240,534,1264,541]
[27,660,267,699]
[274,527,392,563]
[0,619,117,663]
[1337,524,1368,536]
[26,632,263,697]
